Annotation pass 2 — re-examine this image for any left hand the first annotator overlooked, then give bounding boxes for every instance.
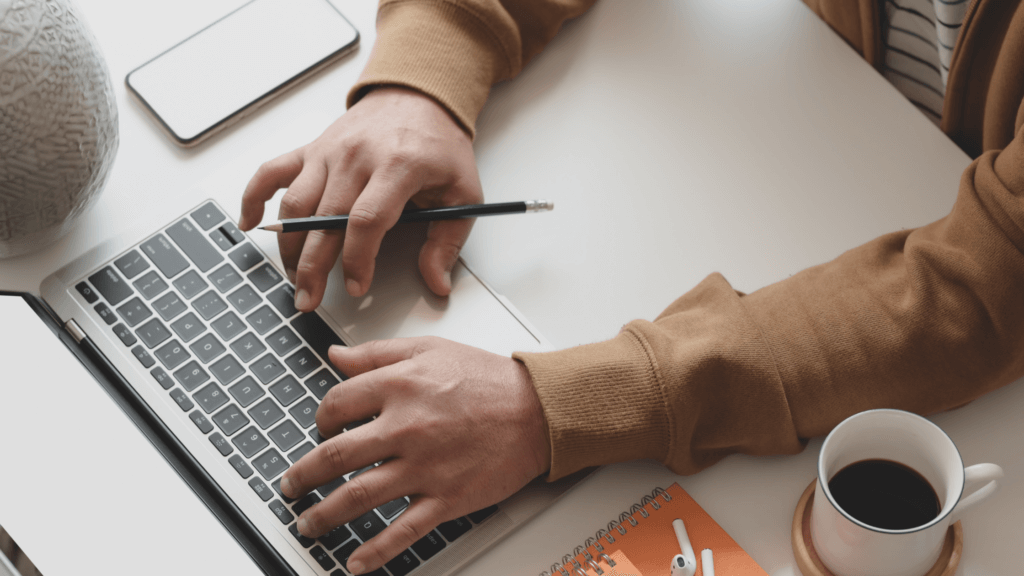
[279,337,551,575]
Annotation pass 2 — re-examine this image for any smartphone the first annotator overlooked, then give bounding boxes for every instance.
[126,0,359,147]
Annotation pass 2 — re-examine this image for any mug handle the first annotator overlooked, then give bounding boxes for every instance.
[947,463,1004,524]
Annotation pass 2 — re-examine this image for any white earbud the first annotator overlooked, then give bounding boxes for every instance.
[670,519,697,576]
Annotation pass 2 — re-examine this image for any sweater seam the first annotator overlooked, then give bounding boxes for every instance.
[621,326,677,466]
[378,0,517,79]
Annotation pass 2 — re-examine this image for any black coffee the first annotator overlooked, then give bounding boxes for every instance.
[828,459,940,530]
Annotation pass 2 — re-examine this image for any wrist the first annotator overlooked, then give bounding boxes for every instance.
[512,358,552,479]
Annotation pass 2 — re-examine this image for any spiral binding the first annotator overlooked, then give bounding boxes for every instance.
[539,487,671,576]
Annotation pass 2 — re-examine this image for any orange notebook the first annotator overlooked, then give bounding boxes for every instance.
[540,483,768,576]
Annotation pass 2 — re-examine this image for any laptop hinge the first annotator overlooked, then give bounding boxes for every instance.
[64,319,87,343]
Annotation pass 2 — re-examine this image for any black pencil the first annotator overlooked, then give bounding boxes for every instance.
[259,200,554,233]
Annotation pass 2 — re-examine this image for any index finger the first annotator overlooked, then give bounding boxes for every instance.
[238,149,304,231]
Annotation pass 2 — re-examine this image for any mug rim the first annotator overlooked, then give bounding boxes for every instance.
[817,408,965,535]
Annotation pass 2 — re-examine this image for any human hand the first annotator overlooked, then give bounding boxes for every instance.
[238,87,483,308]
[278,337,550,574]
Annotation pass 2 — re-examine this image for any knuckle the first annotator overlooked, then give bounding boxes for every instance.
[393,519,423,549]
[322,439,347,472]
[344,477,375,513]
[346,205,384,231]
[279,192,309,217]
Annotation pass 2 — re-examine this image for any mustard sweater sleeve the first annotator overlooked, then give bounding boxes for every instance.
[347,0,597,136]
[516,127,1024,480]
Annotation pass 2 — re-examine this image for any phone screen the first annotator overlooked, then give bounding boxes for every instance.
[126,0,358,145]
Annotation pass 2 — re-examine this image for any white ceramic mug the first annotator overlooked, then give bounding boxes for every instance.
[810,409,1003,576]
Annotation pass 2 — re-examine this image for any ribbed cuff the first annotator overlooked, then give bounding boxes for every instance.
[346,0,512,137]
[514,329,671,481]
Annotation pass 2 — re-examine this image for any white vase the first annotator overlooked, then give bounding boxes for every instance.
[0,0,118,259]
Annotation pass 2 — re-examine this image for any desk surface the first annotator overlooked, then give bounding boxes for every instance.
[1,0,1018,575]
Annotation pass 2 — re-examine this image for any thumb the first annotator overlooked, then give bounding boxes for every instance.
[419,218,474,296]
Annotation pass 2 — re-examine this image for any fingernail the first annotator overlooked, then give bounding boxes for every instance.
[296,517,310,536]
[329,344,345,354]
[347,559,366,575]
[294,288,310,311]
[345,278,361,297]
[285,268,296,284]
[280,476,294,497]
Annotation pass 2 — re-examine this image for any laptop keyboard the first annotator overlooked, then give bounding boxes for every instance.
[72,201,497,576]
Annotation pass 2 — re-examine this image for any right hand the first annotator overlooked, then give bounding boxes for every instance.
[238,87,484,310]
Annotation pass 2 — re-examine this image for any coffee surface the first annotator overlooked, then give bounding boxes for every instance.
[828,459,941,530]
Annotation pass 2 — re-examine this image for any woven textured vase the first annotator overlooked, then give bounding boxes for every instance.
[0,0,118,259]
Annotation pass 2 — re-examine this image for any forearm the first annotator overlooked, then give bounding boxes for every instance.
[349,0,598,136]
[518,126,1024,480]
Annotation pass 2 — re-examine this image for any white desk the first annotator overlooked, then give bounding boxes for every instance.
[1,0,1018,575]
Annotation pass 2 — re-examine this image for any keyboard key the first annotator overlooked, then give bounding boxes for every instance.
[268,499,294,524]
[209,263,243,293]
[210,354,245,385]
[288,442,314,464]
[172,270,208,299]
[220,221,246,244]
[132,271,168,300]
[210,228,233,251]
[173,360,210,392]
[468,505,498,524]
[344,418,372,432]
[114,249,151,279]
[249,398,285,429]
[194,382,229,414]
[245,305,281,335]
[232,426,270,458]
[151,367,173,390]
[112,323,137,347]
[333,540,360,566]
[211,311,245,341]
[251,354,286,384]
[266,326,301,356]
[155,339,190,370]
[254,449,288,480]
[385,549,420,576]
[136,318,171,349]
[228,242,264,271]
[436,517,472,541]
[318,525,352,550]
[289,523,315,548]
[167,218,224,273]
[169,388,194,412]
[189,410,214,434]
[272,478,296,504]
[209,432,233,456]
[316,475,346,498]
[268,420,303,451]
[94,302,116,325]
[228,454,254,479]
[131,345,156,368]
[411,530,447,561]
[88,266,133,306]
[266,284,299,319]
[309,428,326,445]
[291,312,345,362]
[249,477,273,501]
[193,291,228,320]
[269,375,304,407]
[116,297,152,328]
[228,376,265,407]
[191,202,226,231]
[351,510,386,542]
[212,404,249,436]
[190,333,226,364]
[75,281,99,303]
[305,369,340,401]
[230,332,267,363]
[228,285,262,315]
[308,545,336,571]
[349,465,374,479]
[289,397,319,429]
[292,493,321,516]
[140,234,189,279]
[152,292,188,321]
[285,348,320,379]
[170,312,206,343]
[247,264,283,292]
[378,497,409,519]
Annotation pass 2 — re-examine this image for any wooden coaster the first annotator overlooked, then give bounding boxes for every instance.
[791,480,962,576]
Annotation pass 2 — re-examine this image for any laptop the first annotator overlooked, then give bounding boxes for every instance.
[0,199,584,576]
